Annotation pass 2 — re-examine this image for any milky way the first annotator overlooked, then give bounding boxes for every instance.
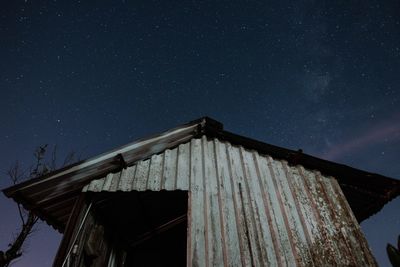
[1,1,399,266]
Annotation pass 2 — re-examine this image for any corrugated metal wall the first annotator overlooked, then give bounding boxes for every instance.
[83,137,377,266]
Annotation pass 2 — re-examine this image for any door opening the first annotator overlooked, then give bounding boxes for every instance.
[91,190,188,267]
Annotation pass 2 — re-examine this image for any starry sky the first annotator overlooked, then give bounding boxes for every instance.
[1,0,399,266]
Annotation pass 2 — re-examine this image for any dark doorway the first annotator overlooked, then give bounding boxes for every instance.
[92,190,188,267]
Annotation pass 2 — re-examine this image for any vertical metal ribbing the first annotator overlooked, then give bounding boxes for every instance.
[163,148,178,190]
[289,165,324,266]
[161,149,170,191]
[201,137,210,267]
[203,138,224,266]
[186,140,193,266]
[314,172,357,265]
[281,161,315,266]
[212,139,229,267]
[147,153,163,191]
[266,156,300,265]
[189,140,193,191]
[145,157,153,189]
[257,155,294,266]
[298,166,336,265]
[309,170,344,265]
[214,139,242,266]
[252,152,282,267]
[174,145,180,190]
[225,142,249,267]
[330,178,378,266]
[189,138,206,266]
[186,191,192,267]
[239,147,271,266]
[238,182,256,267]
[134,159,150,191]
[159,149,166,190]
[316,174,357,266]
[275,160,311,266]
[238,149,258,266]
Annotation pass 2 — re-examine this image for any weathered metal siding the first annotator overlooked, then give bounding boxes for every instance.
[83,137,377,266]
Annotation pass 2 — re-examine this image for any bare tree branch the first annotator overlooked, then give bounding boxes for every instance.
[16,204,25,226]
[0,144,78,267]
[0,210,37,267]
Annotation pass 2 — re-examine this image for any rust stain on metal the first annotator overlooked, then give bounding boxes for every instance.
[81,137,377,266]
[253,152,282,267]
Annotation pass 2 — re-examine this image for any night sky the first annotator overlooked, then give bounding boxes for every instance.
[1,1,399,266]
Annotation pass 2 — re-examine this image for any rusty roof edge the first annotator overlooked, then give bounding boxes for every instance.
[206,126,400,183]
[203,125,400,212]
[2,117,213,197]
[3,116,399,223]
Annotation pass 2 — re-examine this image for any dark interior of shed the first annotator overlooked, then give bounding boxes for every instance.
[91,190,188,267]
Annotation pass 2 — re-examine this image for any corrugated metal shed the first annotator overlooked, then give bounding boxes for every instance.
[2,117,400,266]
[3,117,399,233]
[83,137,377,266]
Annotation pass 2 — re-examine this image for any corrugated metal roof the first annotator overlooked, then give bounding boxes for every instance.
[3,117,400,232]
[2,118,207,230]
[84,137,377,266]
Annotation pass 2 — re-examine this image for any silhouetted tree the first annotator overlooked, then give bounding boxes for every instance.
[0,145,77,267]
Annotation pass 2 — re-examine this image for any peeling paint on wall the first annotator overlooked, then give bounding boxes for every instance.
[83,137,377,266]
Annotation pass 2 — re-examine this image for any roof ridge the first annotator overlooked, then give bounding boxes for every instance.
[2,116,400,230]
